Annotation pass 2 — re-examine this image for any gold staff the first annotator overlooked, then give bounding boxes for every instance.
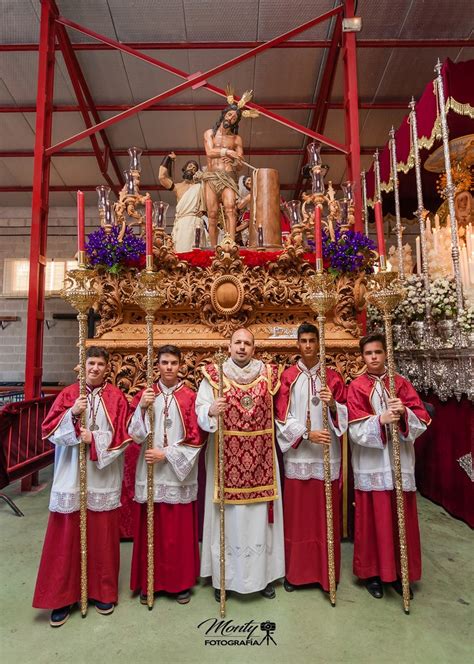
[134,254,165,610]
[367,264,410,614]
[307,249,337,607]
[215,348,227,618]
[61,249,98,617]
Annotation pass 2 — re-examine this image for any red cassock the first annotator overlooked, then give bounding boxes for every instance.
[129,384,205,595]
[33,383,131,609]
[275,364,347,590]
[348,373,431,583]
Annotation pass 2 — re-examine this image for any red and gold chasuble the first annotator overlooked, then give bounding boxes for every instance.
[203,362,282,505]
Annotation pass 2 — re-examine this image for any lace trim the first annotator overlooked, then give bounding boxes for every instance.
[279,421,306,449]
[358,416,385,449]
[135,483,197,504]
[166,446,193,481]
[354,471,416,492]
[285,460,340,481]
[225,542,268,559]
[49,489,122,513]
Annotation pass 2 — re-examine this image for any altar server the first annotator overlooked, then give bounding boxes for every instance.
[348,332,430,599]
[129,345,204,604]
[33,347,131,627]
[275,322,347,592]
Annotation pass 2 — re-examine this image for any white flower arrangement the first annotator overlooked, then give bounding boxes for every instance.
[429,277,458,320]
[394,275,426,322]
[458,305,474,333]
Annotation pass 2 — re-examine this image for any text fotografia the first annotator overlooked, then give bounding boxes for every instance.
[197,618,277,646]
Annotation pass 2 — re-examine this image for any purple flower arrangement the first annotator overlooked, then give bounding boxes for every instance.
[86,225,146,273]
[322,226,376,274]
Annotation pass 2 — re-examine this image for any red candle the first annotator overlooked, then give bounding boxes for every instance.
[374,200,386,258]
[77,190,85,253]
[145,198,153,258]
[314,204,323,261]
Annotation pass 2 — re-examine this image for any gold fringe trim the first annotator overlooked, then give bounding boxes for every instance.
[368,96,474,206]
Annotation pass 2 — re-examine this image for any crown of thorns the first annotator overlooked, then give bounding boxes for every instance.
[225,85,260,118]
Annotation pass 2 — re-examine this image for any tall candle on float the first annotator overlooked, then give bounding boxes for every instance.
[416,236,422,275]
[145,198,153,270]
[314,203,323,271]
[77,190,85,264]
[374,199,386,269]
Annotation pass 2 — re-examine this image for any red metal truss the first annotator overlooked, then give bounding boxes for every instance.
[46,5,347,155]
[343,0,363,231]
[54,21,123,190]
[2,38,473,52]
[24,0,56,400]
[293,13,343,199]
[0,146,379,159]
[0,101,415,113]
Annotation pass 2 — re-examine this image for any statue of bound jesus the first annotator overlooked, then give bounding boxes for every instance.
[200,88,258,246]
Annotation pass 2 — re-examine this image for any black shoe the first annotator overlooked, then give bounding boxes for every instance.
[176,590,191,605]
[391,579,414,599]
[260,583,276,599]
[284,578,296,592]
[214,588,226,603]
[95,601,114,615]
[365,577,383,599]
[50,605,71,627]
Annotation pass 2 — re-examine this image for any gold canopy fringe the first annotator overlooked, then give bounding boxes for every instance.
[367,96,474,206]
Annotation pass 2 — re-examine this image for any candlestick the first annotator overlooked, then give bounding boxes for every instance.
[145,198,153,261]
[361,170,369,237]
[416,236,422,275]
[389,127,404,279]
[314,203,323,263]
[434,213,440,231]
[77,190,85,258]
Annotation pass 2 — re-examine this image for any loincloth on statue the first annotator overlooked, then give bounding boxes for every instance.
[197,169,240,198]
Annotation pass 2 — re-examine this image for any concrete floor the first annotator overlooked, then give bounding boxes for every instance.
[0,468,472,664]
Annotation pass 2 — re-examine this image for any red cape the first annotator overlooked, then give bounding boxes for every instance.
[275,364,347,424]
[130,383,205,448]
[347,373,431,425]
[42,382,132,451]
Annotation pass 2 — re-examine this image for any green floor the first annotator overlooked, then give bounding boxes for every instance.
[0,468,472,664]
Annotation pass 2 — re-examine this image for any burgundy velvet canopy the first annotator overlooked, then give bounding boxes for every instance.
[366,58,474,218]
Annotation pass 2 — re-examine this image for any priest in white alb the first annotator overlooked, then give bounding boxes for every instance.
[196,328,285,600]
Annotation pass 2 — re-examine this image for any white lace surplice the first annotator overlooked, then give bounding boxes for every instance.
[48,389,125,513]
[275,367,348,481]
[196,376,285,594]
[128,389,201,504]
[349,383,427,492]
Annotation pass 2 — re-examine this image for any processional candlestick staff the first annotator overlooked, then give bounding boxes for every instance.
[370,205,411,614]
[133,198,165,610]
[305,142,337,607]
[389,127,405,280]
[361,169,369,237]
[409,97,433,341]
[60,191,99,617]
[434,59,466,343]
[214,348,228,618]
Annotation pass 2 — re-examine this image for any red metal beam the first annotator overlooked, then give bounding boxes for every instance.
[0,101,410,113]
[293,14,343,199]
[2,38,473,51]
[0,146,380,159]
[0,183,300,192]
[24,0,56,400]
[46,6,347,155]
[343,0,363,231]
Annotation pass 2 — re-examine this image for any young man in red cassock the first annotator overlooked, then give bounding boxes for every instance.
[347,332,431,600]
[128,345,205,605]
[33,346,131,627]
[275,322,347,592]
